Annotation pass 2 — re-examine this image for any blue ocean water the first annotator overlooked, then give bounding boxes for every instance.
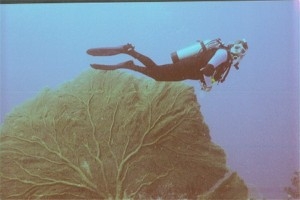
[0,2,299,199]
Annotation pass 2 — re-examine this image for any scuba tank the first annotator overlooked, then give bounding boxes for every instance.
[171,38,223,63]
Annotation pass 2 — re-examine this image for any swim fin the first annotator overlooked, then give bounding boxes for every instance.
[87,44,134,56]
[90,60,134,70]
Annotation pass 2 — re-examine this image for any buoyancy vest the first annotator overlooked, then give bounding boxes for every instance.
[199,47,233,83]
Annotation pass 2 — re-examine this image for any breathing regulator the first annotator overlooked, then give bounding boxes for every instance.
[230,39,248,69]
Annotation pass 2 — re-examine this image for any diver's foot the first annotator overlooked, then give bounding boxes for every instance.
[116,60,134,67]
[122,43,135,53]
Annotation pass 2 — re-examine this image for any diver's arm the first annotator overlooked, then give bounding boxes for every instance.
[200,49,228,75]
[200,49,228,92]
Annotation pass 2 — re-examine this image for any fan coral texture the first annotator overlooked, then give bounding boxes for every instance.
[0,70,248,199]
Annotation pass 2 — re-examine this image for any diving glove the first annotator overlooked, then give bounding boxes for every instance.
[201,83,212,92]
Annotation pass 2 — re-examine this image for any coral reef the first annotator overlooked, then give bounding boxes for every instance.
[0,70,248,199]
[198,172,248,200]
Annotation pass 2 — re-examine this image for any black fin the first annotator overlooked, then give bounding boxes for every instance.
[90,60,134,70]
[87,44,134,56]
[87,47,124,56]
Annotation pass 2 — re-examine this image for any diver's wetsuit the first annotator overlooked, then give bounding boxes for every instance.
[92,47,232,82]
[125,50,208,81]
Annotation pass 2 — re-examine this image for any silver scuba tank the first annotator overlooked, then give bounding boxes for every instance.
[171,39,222,63]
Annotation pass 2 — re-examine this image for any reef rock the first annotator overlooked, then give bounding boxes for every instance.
[0,70,248,199]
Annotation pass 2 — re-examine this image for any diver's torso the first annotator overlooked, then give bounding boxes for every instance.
[149,48,229,81]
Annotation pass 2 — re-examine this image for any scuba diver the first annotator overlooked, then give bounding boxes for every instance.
[87,38,248,92]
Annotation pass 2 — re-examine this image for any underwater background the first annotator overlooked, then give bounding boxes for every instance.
[0,2,299,199]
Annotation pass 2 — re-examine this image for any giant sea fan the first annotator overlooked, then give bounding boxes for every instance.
[0,70,247,199]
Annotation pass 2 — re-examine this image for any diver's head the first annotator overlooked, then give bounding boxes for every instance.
[230,39,248,59]
[229,39,248,69]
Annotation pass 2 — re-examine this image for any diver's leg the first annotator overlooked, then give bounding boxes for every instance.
[122,44,158,68]
[87,43,159,69]
[91,60,160,80]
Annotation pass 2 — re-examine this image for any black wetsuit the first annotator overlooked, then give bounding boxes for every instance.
[93,48,232,82]
[125,48,231,82]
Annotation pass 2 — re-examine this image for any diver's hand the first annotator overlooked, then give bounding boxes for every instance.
[201,83,212,92]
